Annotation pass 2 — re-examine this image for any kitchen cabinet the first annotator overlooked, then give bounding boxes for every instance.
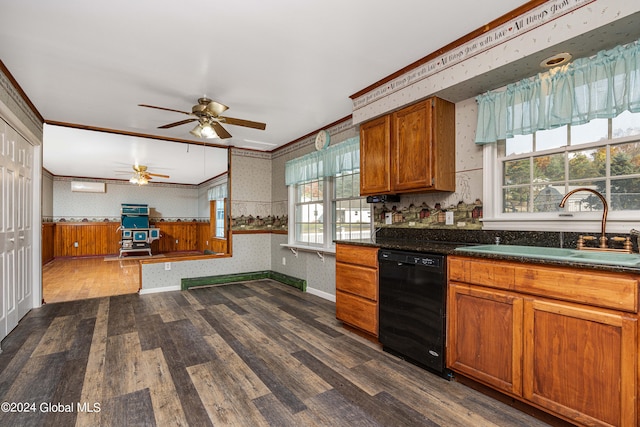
[448,282,523,396]
[359,115,391,195]
[359,97,455,196]
[447,256,638,427]
[335,244,379,337]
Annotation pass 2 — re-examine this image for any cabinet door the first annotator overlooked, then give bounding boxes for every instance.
[523,299,637,427]
[359,115,391,196]
[447,283,523,396]
[335,290,378,336]
[392,99,432,192]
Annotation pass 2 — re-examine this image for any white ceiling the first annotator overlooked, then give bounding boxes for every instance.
[1,1,638,184]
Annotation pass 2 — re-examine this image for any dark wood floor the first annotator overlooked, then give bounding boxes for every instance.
[0,280,554,426]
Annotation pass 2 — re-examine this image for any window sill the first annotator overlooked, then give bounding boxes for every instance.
[481,217,636,234]
[280,243,336,259]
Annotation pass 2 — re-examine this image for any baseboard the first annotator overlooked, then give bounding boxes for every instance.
[139,285,182,295]
[306,287,336,302]
[181,270,306,292]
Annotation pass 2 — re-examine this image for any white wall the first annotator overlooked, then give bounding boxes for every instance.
[141,234,271,292]
[42,169,54,219]
[52,178,200,220]
[141,150,274,292]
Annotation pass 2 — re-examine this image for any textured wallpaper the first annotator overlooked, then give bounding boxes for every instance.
[51,178,200,221]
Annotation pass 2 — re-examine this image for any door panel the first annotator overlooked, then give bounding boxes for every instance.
[0,119,34,341]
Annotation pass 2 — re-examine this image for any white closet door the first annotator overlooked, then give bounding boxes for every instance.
[0,118,34,340]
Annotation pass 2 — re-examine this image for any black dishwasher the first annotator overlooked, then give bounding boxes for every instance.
[378,249,451,379]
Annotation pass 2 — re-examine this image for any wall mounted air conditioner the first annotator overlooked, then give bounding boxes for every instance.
[71,181,106,193]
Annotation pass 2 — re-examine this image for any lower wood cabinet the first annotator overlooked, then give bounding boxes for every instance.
[335,244,378,337]
[448,255,638,427]
[523,299,636,427]
[448,283,522,396]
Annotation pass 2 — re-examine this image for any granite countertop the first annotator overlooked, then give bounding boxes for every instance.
[335,238,640,274]
[336,238,468,255]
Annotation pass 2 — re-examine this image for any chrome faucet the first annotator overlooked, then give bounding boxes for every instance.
[559,187,608,248]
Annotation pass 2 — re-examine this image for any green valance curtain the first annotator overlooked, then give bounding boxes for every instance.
[285,136,360,186]
[475,38,640,144]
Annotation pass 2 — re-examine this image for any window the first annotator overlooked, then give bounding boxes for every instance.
[290,171,370,250]
[285,136,367,250]
[294,178,325,246]
[484,110,640,232]
[214,199,226,238]
[208,181,228,239]
[334,171,371,241]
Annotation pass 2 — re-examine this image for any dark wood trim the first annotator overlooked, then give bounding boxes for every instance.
[0,59,44,123]
[270,114,352,154]
[45,120,230,149]
[232,229,287,235]
[349,0,549,100]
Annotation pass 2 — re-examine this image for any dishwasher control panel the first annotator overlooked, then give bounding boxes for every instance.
[379,250,442,268]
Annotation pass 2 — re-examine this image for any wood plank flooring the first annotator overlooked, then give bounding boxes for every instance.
[43,257,141,303]
[43,253,200,303]
[0,279,559,426]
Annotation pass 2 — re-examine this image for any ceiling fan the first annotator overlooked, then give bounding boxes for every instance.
[123,164,170,186]
[139,97,266,139]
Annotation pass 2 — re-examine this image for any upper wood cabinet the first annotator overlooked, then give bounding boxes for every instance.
[359,115,391,195]
[359,97,455,196]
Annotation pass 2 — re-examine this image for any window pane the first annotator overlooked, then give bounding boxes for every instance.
[613,110,640,138]
[294,178,324,246]
[611,142,640,176]
[504,134,533,156]
[533,184,563,212]
[611,177,640,210]
[534,153,564,182]
[503,187,529,213]
[562,184,606,211]
[568,149,603,180]
[342,174,354,198]
[571,119,608,145]
[332,172,370,241]
[536,126,567,151]
[504,159,530,185]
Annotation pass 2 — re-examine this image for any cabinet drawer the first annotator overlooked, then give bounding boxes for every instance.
[336,262,378,300]
[514,265,639,313]
[336,290,378,336]
[336,244,378,268]
[448,256,514,290]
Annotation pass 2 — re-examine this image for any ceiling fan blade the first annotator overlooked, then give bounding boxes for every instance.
[219,116,266,130]
[205,100,229,117]
[147,173,170,178]
[211,122,233,139]
[158,118,196,129]
[138,104,191,115]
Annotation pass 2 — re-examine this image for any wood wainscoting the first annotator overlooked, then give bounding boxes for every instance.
[47,221,220,259]
[54,222,121,257]
[42,222,55,264]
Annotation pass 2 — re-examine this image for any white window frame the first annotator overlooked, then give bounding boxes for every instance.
[482,132,640,235]
[285,173,371,254]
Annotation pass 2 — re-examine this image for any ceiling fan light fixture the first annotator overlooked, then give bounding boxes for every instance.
[129,173,149,185]
[189,121,219,139]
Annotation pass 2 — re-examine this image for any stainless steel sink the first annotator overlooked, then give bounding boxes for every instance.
[455,244,640,267]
